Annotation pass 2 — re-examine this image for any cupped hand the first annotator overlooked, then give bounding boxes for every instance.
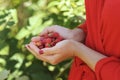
[26,40,79,65]
[39,25,85,42]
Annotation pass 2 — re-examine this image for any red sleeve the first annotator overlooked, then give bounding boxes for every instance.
[77,21,87,34]
[95,57,120,80]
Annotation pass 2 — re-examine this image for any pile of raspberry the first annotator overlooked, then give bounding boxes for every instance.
[34,32,64,54]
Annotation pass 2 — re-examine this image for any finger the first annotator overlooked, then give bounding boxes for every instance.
[43,53,65,65]
[28,42,59,64]
[29,42,40,54]
[41,47,57,55]
[26,44,48,62]
[25,44,38,57]
[31,36,40,42]
[40,27,54,36]
[41,54,60,65]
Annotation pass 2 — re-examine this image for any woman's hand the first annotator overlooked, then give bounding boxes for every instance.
[26,36,107,70]
[39,25,85,42]
[26,40,79,65]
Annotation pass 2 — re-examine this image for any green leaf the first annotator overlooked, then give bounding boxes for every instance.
[0,1,85,80]
[31,72,53,80]
[0,15,6,19]
[0,20,6,25]
[0,70,10,80]
[15,15,43,40]
[6,21,15,26]
[47,1,59,8]
[0,13,9,19]
[16,75,29,80]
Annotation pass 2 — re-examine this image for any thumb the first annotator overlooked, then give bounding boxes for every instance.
[41,47,57,55]
[39,27,54,36]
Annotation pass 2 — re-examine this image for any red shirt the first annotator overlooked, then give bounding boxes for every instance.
[68,0,120,80]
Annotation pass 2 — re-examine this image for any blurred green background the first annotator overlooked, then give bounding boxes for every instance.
[0,0,85,80]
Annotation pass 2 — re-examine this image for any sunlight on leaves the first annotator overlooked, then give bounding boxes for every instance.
[0,70,10,80]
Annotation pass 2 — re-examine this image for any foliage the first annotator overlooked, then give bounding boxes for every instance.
[0,0,85,80]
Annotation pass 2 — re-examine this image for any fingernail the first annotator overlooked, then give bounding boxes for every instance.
[39,50,44,54]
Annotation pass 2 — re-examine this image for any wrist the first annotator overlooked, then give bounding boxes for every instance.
[71,28,85,42]
[72,41,84,57]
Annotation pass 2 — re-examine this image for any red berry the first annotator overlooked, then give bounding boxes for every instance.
[44,34,49,38]
[41,38,46,44]
[51,41,56,46]
[35,32,64,49]
[57,36,63,41]
[45,43,51,47]
[40,37,44,41]
[39,37,45,44]
[45,38,52,43]
[39,50,44,54]
[53,32,59,38]
[54,39,60,43]
[38,45,44,49]
[54,37,62,43]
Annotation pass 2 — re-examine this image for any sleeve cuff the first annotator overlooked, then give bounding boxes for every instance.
[95,56,120,80]
[77,22,87,34]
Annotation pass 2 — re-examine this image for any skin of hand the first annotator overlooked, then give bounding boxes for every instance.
[26,25,85,65]
[26,25,107,71]
[26,39,107,71]
[26,40,78,65]
[39,25,85,42]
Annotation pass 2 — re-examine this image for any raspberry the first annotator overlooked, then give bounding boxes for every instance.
[45,43,51,47]
[33,32,64,54]
[40,37,44,41]
[55,37,63,43]
[38,45,44,49]
[51,41,56,46]
[39,50,44,54]
[53,32,59,37]
[44,34,49,38]
[45,38,52,43]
